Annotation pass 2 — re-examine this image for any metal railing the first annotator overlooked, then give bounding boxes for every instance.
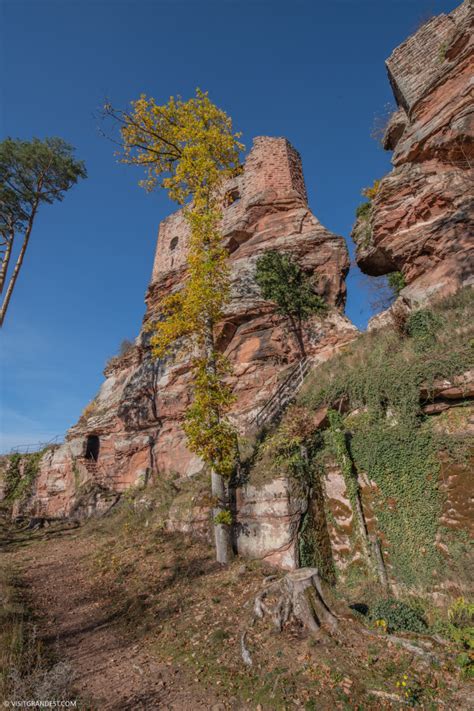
[251,357,311,428]
[6,434,63,456]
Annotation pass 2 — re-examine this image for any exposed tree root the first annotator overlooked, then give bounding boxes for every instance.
[360,626,441,666]
[241,567,338,666]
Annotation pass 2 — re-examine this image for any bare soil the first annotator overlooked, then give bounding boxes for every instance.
[3,527,215,710]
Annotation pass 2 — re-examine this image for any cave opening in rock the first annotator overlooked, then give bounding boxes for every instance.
[85,434,100,461]
[224,188,241,207]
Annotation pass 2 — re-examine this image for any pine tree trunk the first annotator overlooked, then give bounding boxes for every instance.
[0,227,15,294]
[288,312,306,359]
[0,203,38,327]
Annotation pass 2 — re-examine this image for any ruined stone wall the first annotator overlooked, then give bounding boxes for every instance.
[150,136,309,286]
[386,3,469,113]
[151,210,189,281]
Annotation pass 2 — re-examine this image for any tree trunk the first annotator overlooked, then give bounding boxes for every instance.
[288,312,306,359]
[212,469,233,564]
[0,227,15,294]
[254,568,338,634]
[0,203,38,327]
[204,314,234,565]
[370,534,390,590]
[352,481,372,564]
[345,434,389,590]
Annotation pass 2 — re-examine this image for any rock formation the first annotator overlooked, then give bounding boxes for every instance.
[353,0,473,315]
[2,3,472,587]
[22,136,355,520]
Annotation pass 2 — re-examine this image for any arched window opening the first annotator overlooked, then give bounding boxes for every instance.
[85,435,100,462]
[170,236,179,251]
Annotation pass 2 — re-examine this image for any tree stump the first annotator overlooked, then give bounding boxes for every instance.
[242,567,338,666]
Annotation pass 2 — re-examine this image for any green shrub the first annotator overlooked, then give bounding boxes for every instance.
[456,652,474,678]
[387,271,406,295]
[405,308,441,350]
[4,450,45,504]
[448,597,474,629]
[369,598,428,633]
[355,202,371,220]
[445,597,474,677]
[3,454,22,500]
[214,509,232,526]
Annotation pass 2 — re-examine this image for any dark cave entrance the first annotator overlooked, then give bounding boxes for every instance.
[85,434,100,461]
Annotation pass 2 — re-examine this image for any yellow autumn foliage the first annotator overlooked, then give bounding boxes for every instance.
[114,89,243,476]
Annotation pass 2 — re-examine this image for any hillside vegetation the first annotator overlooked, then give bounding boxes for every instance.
[250,288,473,590]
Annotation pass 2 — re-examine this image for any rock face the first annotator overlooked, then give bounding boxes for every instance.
[235,477,307,569]
[22,136,355,520]
[236,373,473,579]
[353,0,474,309]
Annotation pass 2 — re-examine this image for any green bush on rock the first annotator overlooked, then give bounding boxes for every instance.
[387,271,406,296]
[405,308,442,351]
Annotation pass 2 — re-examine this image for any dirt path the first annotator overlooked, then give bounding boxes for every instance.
[6,529,219,710]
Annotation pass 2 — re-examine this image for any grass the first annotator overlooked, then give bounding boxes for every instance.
[298,287,473,415]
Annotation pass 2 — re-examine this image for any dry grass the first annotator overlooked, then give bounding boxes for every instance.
[0,565,78,704]
[2,506,471,709]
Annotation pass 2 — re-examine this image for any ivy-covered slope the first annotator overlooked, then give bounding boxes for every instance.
[249,288,473,592]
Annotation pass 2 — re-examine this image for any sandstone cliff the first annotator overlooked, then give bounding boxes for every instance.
[21,136,355,521]
[353,0,473,316]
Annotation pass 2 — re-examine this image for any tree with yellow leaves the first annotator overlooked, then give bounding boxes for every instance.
[105,90,243,563]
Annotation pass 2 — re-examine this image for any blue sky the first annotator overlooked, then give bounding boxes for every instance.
[0,0,458,450]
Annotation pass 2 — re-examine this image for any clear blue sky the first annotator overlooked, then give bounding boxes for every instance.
[0,0,458,450]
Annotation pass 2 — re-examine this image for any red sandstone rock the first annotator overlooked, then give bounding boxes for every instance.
[25,136,355,519]
[419,369,474,401]
[235,477,307,569]
[353,0,474,309]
